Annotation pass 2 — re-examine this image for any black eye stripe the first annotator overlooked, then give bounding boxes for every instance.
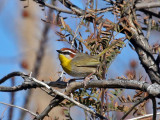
[61,51,71,55]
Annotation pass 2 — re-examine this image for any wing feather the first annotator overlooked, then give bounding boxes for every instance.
[71,53,100,67]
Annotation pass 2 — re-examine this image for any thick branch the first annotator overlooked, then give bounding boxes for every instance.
[34,0,74,14]
[120,1,160,84]
[31,75,107,120]
[136,2,160,9]
[0,71,24,84]
[139,9,160,19]
[130,27,160,84]
[0,81,67,92]
[1,72,160,97]
[1,72,160,119]
[34,96,64,120]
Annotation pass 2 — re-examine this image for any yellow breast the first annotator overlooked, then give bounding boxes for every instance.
[59,54,72,74]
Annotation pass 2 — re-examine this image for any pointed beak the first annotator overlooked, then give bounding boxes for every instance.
[56,50,61,53]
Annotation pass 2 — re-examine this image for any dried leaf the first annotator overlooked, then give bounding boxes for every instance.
[117,105,124,111]
[96,15,104,22]
[118,97,123,103]
[127,95,132,102]
[121,96,127,103]
[98,22,103,31]
[60,17,66,29]
[114,102,118,108]
[133,91,143,98]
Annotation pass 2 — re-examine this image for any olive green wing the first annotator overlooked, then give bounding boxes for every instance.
[71,53,100,67]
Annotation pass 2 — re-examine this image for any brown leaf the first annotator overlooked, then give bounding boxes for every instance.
[117,105,124,111]
[133,91,143,98]
[60,17,66,29]
[96,15,104,22]
[114,102,118,108]
[127,95,132,102]
[121,96,127,103]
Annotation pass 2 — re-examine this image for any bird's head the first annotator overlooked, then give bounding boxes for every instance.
[57,48,77,62]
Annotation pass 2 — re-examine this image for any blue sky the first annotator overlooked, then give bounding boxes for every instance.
[0,1,25,120]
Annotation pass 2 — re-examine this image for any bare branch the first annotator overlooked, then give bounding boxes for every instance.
[1,72,160,97]
[9,78,15,120]
[0,80,66,92]
[121,95,150,120]
[35,0,113,26]
[31,75,108,120]
[136,2,160,9]
[119,0,160,84]
[0,102,37,117]
[34,96,64,120]
[1,71,160,119]
[139,9,160,19]
[130,23,160,84]
[35,0,75,14]
[57,0,85,16]
[146,15,152,40]
[128,112,160,120]
[71,16,85,48]
[0,71,25,84]
[151,97,157,120]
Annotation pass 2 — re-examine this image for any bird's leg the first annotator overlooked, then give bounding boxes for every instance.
[83,66,100,87]
[83,72,95,87]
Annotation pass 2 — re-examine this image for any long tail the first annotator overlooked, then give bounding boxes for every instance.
[97,40,120,57]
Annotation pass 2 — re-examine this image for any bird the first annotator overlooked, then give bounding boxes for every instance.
[56,48,100,78]
[57,43,116,82]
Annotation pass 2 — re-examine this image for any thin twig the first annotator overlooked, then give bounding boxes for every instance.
[146,15,152,40]
[128,112,160,120]
[35,0,74,14]
[9,78,15,120]
[31,76,107,120]
[71,16,84,48]
[0,105,8,119]
[34,96,64,120]
[0,102,37,117]
[121,95,150,120]
[151,97,157,120]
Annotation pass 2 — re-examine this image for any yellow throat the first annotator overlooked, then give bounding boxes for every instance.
[58,54,72,74]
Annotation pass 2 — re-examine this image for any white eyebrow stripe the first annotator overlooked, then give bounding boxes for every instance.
[63,50,76,55]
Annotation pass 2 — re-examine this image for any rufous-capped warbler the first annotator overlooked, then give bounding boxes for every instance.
[56,42,117,78]
[57,48,100,77]
[57,39,121,79]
